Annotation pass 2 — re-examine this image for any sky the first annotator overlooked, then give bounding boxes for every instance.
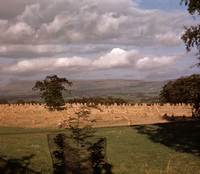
[0,0,199,84]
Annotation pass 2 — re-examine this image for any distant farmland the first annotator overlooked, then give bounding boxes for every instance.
[0,79,166,103]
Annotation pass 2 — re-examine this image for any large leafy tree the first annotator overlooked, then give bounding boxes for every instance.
[160,74,200,116]
[181,0,200,65]
[180,0,200,116]
[160,74,200,103]
[33,75,72,110]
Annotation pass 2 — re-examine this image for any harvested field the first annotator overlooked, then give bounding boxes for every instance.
[0,103,193,128]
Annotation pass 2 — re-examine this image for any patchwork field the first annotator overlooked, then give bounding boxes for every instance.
[0,103,192,128]
[0,122,200,174]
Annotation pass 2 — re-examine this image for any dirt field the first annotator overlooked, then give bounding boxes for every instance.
[0,103,193,128]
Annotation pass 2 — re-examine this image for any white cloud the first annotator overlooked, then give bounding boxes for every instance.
[155,32,182,46]
[0,44,66,58]
[1,48,178,75]
[0,22,35,44]
[7,59,53,72]
[136,56,177,69]
[8,22,33,35]
[55,57,92,67]
[0,0,193,46]
[0,0,197,80]
[93,48,130,68]
[96,13,127,35]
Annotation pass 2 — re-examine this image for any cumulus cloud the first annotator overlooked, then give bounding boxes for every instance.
[0,45,67,58]
[0,0,193,46]
[155,32,182,46]
[93,48,131,68]
[136,56,177,69]
[1,48,178,76]
[0,0,197,81]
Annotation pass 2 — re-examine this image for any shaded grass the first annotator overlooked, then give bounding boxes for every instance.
[0,132,53,173]
[96,126,200,174]
[0,154,40,174]
[134,120,200,156]
[0,122,200,174]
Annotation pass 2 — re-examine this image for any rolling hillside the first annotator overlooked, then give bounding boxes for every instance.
[0,79,166,103]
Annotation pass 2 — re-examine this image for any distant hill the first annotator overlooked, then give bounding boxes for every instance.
[0,79,166,103]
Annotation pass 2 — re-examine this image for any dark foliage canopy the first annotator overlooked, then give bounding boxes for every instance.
[0,98,9,104]
[181,0,200,65]
[160,74,200,104]
[181,0,200,15]
[33,75,72,110]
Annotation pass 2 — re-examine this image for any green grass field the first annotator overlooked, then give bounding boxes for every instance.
[0,121,200,174]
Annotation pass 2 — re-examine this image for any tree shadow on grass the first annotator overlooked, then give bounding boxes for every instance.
[48,133,113,174]
[133,120,200,156]
[0,154,40,174]
[162,114,200,122]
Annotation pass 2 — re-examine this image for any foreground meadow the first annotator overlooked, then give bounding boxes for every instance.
[0,121,200,174]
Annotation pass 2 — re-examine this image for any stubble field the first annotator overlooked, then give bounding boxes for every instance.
[0,103,193,128]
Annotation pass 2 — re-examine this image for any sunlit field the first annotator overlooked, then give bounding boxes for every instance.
[0,103,192,128]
